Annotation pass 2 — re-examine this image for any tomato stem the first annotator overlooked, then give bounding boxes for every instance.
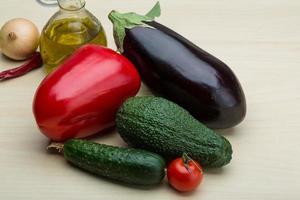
[182,153,203,174]
[182,153,192,174]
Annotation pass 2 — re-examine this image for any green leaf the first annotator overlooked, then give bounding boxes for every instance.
[146,2,161,19]
[121,12,153,24]
[108,2,162,53]
[113,22,125,52]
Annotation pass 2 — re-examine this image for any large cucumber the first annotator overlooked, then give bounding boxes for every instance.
[116,97,233,168]
[62,139,166,186]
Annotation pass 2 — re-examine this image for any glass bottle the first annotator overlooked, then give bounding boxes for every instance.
[40,0,107,73]
[37,0,58,5]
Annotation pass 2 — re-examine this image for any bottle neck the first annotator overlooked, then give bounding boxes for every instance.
[58,0,86,11]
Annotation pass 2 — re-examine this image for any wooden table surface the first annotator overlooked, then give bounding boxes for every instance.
[1,0,300,199]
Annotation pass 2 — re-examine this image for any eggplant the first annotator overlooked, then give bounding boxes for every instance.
[108,3,246,129]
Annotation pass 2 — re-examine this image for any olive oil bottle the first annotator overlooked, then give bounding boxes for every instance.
[40,0,107,73]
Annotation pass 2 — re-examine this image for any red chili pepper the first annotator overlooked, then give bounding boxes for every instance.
[33,45,141,142]
[0,52,43,81]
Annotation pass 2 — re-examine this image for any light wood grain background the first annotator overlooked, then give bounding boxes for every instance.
[0,0,300,199]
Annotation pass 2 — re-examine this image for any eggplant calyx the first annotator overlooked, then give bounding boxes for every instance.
[108,2,161,53]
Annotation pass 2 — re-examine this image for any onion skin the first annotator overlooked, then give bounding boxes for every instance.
[0,18,39,60]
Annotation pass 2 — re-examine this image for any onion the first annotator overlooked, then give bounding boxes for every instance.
[0,18,39,60]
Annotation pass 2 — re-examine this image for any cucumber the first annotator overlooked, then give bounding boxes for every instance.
[116,97,233,168]
[63,139,166,186]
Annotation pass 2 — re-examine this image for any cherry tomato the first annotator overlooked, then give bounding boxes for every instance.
[167,154,204,192]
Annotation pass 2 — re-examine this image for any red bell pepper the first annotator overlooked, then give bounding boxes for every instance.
[33,45,141,142]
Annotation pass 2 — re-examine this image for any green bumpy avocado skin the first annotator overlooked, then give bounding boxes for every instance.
[116,97,233,168]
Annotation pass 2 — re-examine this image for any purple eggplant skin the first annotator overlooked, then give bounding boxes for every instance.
[122,21,246,129]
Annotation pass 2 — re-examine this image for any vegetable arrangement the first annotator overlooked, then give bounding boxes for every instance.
[2,1,247,194]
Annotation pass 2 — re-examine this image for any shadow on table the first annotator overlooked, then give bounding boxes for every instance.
[215,127,237,136]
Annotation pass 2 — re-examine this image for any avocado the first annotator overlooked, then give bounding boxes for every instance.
[116,97,233,168]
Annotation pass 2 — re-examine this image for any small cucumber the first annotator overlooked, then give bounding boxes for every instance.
[62,139,166,186]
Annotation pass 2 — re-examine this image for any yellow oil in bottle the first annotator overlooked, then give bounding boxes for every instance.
[40,17,107,73]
